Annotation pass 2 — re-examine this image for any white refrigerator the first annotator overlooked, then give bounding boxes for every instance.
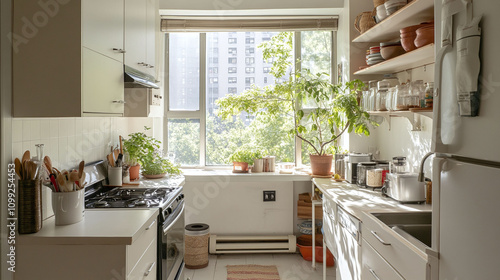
[432,0,500,279]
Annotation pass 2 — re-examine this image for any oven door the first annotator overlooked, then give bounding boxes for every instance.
[162,201,185,280]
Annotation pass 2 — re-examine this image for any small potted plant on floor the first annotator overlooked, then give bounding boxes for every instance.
[229,147,264,173]
[123,127,181,179]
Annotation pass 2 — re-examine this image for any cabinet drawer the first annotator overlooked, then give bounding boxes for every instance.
[362,239,404,280]
[361,216,426,280]
[128,239,157,280]
[127,218,157,275]
[322,199,337,256]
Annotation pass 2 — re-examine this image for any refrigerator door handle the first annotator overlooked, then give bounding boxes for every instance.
[432,44,452,152]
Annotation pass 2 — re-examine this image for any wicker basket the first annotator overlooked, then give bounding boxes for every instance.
[18,179,42,234]
[354,9,377,34]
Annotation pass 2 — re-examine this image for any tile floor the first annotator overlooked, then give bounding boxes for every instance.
[184,253,335,280]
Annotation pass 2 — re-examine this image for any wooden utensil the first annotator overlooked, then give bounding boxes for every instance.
[14,158,22,178]
[23,160,30,180]
[44,156,53,174]
[113,149,119,163]
[107,153,115,167]
[78,160,85,178]
[29,161,38,180]
[119,136,123,154]
[69,171,79,191]
[22,150,30,163]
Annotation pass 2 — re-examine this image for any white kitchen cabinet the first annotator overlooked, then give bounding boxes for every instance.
[361,214,427,280]
[15,210,158,280]
[125,0,158,77]
[322,197,338,258]
[361,239,404,280]
[82,0,125,62]
[12,0,124,117]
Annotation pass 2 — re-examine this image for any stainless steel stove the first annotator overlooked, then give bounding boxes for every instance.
[82,161,185,280]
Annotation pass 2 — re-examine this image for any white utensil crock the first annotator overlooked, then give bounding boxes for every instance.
[51,188,85,226]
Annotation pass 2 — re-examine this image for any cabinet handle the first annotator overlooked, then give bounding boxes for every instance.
[146,220,156,230]
[112,48,126,53]
[144,262,156,276]
[138,62,146,66]
[147,64,154,68]
[112,100,126,104]
[371,231,391,245]
[369,268,381,280]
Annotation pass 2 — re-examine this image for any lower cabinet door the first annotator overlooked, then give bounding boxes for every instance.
[82,47,124,115]
[361,239,404,280]
[128,240,157,280]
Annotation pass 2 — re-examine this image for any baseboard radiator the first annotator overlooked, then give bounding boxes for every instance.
[209,235,296,254]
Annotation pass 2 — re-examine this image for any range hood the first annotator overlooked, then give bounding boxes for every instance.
[124,65,160,89]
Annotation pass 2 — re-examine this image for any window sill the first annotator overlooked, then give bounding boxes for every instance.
[182,168,312,182]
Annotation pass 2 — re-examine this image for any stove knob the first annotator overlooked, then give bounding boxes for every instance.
[166,207,172,215]
[180,194,184,199]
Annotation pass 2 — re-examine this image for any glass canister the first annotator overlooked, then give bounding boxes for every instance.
[376,80,390,111]
[375,160,390,185]
[335,154,346,179]
[386,87,396,111]
[425,82,434,108]
[367,169,384,188]
[395,84,409,111]
[391,156,407,173]
[409,80,425,108]
[357,162,377,187]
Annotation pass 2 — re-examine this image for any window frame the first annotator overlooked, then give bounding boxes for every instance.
[165,31,336,168]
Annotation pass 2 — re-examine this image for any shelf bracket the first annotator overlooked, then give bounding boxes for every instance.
[369,112,391,131]
[398,112,422,131]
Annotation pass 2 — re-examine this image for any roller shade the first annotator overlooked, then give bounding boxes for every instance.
[161,16,338,32]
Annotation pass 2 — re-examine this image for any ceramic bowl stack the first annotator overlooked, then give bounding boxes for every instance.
[376,5,388,22]
[385,0,407,16]
[400,22,433,52]
[366,46,384,66]
[380,41,405,60]
[415,23,435,48]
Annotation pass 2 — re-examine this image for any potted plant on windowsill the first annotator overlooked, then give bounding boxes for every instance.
[216,32,376,176]
[123,127,181,179]
[229,147,264,173]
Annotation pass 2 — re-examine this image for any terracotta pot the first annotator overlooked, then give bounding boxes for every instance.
[129,164,140,180]
[310,154,334,176]
[232,162,249,173]
[414,26,435,48]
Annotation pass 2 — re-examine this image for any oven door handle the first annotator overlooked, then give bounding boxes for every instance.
[163,202,185,234]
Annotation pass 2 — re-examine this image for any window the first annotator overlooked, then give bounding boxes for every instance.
[245,77,255,84]
[166,31,335,166]
[245,47,254,55]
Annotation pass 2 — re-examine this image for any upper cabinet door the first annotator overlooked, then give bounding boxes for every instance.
[124,0,147,69]
[82,0,124,62]
[145,0,158,77]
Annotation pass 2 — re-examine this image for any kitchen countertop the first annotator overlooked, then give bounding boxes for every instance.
[18,209,159,245]
[122,175,185,188]
[313,178,431,221]
[182,169,311,182]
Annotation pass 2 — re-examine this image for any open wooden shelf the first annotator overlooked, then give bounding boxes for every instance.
[352,0,434,43]
[368,110,433,131]
[354,43,435,75]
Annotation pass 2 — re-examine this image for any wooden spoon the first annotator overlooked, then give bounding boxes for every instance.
[107,154,115,167]
[69,171,80,191]
[14,158,22,179]
[78,160,85,178]
[22,150,30,163]
[44,156,53,174]
[119,136,123,154]
[23,160,30,180]
[30,161,38,180]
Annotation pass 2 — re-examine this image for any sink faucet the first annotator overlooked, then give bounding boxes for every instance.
[418,152,434,182]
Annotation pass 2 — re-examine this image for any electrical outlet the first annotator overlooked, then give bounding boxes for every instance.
[263,191,276,202]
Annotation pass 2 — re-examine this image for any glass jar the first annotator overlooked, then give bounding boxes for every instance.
[357,162,377,187]
[410,80,425,108]
[362,90,371,111]
[335,154,346,179]
[367,81,378,111]
[375,160,390,184]
[367,168,384,188]
[391,156,407,173]
[395,84,409,111]
[386,87,396,111]
[425,82,434,108]
[376,89,389,111]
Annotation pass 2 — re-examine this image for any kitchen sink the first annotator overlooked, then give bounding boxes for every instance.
[371,212,432,251]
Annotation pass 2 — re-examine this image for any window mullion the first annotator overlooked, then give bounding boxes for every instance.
[294,31,302,167]
[200,33,207,167]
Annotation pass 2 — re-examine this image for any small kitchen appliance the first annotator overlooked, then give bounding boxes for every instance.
[381,173,425,203]
[344,153,371,183]
[83,161,185,280]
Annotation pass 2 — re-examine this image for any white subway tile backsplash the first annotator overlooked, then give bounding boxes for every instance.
[67,118,76,137]
[12,142,22,160]
[12,120,23,143]
[40,120,50,140]
[57,137,68,168]
[59,119,69,138]
[75,119,83,136]
[50,119,59,139]
[30,120,41,140]
[22,120,30,141]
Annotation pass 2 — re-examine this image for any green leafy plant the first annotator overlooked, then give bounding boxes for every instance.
[229,147,265,165]
[123,126,181,175]
[216,32,376,157]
